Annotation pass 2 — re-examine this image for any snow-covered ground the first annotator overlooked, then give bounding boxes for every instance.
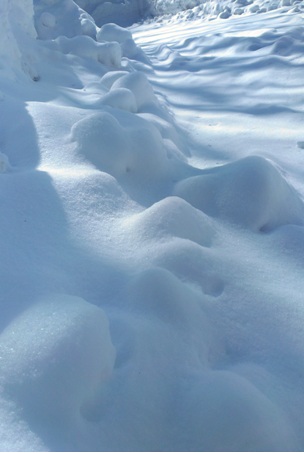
[0,0,304,451]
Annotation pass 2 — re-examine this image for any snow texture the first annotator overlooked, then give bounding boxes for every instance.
[0,0,304,451]
[0,0,37,79]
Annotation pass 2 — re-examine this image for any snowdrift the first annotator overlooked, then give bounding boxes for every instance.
[174,155,304,232]
[0,0,304,451]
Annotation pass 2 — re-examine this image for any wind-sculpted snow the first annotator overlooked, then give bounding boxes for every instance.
[174,155,304,232]
[0,295,115,451]
[1,0,304,451]
[73,0,303,25]
[147,0,303,22]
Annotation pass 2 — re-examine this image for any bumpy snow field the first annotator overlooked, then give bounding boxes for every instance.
[0,0,304,451]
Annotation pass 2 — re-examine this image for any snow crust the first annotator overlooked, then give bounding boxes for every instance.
[1,0,304,450]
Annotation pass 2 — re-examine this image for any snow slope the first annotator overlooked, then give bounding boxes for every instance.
[0,0,304,451]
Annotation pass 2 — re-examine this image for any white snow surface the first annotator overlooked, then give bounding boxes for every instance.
[0,0,304,451]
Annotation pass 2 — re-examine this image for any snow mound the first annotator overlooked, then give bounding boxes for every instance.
[152,238,224,296]
[100,87,137,112]
[126,266,211,331]
[123,196,214,246]
[97,22,144,59]
[2,0,304,450]
[174,156,304,232]
[97,22,133,44]
[0,294,115,450]
[55,35,122,67]
[111,71,159,111]
[71,111,168,188]
[100,70,129,89]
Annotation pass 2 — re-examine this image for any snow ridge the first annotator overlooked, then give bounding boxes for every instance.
[0,0,304,451]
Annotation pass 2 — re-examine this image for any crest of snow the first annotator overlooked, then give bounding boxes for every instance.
[174,156,304,232]
[97,23,144,59]
[71,109,168,186]
[54,35,122,67]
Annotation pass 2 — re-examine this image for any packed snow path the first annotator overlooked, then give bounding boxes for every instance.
[0,0,304,451]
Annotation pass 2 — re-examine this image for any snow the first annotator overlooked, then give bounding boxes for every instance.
[174,155,304,232]
[0,0,304,451]
[74,0,151,27]
[0,0,37,79]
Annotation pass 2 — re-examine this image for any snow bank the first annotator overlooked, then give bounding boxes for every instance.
[0,294,115,451]
[74,0,151,26]
[174,156,304,232]
[34,0,98,39]
[1,0,304,450]
[0,0,37,79]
